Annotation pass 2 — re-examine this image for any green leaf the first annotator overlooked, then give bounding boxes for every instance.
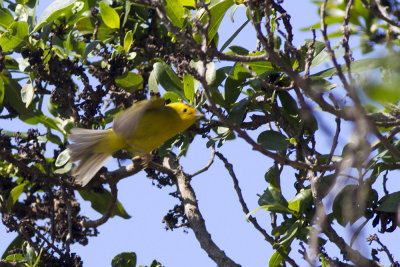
[164,0,184,28]
[183,74,195,103]
[332,184,376,226]
[20,114,63,133]
[288,189,312,214]
[258,186,288,208]
[75,16,114,39]
[245,60,273,75]
[257,130,290,151]
[229,45,249,55]
[150,260,163,267]
[55,149,70,167]
[152,61,185,99]
[312,58,383,78]
[0,8,15,29]
[82,41,101,61]
[5,253,25,262]
[114,72,143,92]
[99,2,120,29]
[310,77,337,91]
[33,0,82,32]
[1,235,24,259]
[376,191,400,213]
[265,166,281,192]
[124,30,133,53]
[269,250,284,267]
[224,77,243,107]
[79,188,131,219]
[278,91,299,117]
[6,181,29,210]
[111,252,137,267]
[278,219,301,247]
[21,82,34,108]
[220,19,249,52]
[162,91,181,103]
[365,79,400,105]
[228,96,251,125]
[194,0,234,44]
[2,74,32,116]
[246,204,294,220]
[0,21,28,52]
[22,242,36,266]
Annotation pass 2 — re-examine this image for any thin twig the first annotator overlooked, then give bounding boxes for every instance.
[367,234,398,266]
[189,144,215,178]
[215,152,299,267]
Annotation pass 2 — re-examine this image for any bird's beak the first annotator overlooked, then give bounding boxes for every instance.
[193,113,205,118]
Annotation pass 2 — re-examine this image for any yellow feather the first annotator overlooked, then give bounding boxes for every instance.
[67,98,203,186]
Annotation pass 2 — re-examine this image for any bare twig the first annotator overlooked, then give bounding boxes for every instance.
[324,223,385,267]
[215,152,299,267]
[367,234,399,266]
[189,144,215,178]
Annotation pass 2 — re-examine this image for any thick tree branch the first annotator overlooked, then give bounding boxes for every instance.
[160,154,241,267]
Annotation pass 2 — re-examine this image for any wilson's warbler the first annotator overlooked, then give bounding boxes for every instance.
[68,98,203,186]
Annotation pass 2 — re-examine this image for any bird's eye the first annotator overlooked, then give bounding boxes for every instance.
[182,108,187,113]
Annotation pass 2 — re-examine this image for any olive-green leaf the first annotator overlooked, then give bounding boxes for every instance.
[257,130,290,151]
[164,0,184,28]
[79,188,131,219]
[99,2,120,29]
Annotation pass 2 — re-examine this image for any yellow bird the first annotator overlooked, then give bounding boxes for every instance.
[68,98,203,186]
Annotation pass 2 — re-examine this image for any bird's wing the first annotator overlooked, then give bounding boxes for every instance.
[112,98,165,139]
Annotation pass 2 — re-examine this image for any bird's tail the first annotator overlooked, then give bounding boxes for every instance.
[67,128,113,186]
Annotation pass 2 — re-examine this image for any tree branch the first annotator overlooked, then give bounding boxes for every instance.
[160,154,241,267]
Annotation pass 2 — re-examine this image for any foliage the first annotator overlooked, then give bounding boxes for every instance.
[0,0,400,266]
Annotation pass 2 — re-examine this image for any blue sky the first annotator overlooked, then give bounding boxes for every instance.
[2,1,398,267]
